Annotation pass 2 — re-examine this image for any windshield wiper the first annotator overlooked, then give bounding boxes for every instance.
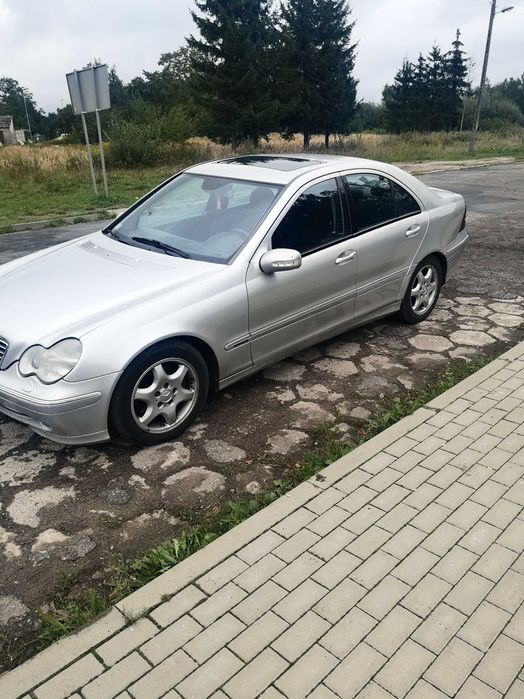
[103,228,139,248]
[131,236,192,259]
[103,226,120,239]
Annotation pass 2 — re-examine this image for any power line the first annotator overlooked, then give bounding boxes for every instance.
[433,0,492,6]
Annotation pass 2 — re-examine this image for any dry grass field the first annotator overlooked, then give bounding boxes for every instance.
[1,130,522,229]
[195,129,524,162]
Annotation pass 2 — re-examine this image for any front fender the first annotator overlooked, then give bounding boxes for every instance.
[65,270,251,383]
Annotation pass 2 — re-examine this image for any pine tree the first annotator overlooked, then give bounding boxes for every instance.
[278,0,357,148]
[187,0,278,146]
[445,30,470,129]
[315,0,358,148]
[383,31,470,133]
[412,53,429,129]
[383,60,416,132]
[426,45,448,130]
[278,0,320,148]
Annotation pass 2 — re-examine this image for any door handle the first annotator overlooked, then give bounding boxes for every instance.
[405,225,421,237]
[335,250,356,265]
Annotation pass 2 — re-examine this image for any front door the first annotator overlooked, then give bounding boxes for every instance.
[343,172,428,319]
[246,176,357,365]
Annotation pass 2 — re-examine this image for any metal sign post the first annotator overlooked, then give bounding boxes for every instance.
[80,111,98,195]
[95,110,108,197]
[66,64,111,197]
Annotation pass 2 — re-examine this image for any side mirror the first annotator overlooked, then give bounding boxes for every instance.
[260,248,302,274]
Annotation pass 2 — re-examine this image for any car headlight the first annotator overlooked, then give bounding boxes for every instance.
[19,339,82,384]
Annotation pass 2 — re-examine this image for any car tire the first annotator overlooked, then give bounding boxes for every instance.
[108,341,209,446]
[399,255,442,324]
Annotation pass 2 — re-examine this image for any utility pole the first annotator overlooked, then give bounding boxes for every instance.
[460,57,475,132]
[468,1,514,153]
[23,92,33,143]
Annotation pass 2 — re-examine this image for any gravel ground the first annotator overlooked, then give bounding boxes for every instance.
[0,163,522,667]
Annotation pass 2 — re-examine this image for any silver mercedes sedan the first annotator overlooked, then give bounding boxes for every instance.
[0,154,467,446]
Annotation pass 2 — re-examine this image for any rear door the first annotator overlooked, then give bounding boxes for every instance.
[246,176,357,365]
[342,172,428,319]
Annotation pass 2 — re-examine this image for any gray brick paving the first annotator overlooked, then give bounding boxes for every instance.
[2,343,524,698]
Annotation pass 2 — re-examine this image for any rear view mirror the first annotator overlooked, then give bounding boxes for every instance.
[260,249,302,274]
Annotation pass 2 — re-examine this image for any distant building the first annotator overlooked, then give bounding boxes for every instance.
[0,116,26,145]
[0,115,16,145]
[15,129,27,145]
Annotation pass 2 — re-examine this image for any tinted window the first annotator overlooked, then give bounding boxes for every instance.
[391,181,421,217]
[272,178,344,255]
[345,174,396,233]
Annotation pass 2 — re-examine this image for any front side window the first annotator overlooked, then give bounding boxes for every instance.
[272,178,344,255]
[106,174,281,264]
[344,174,396,233]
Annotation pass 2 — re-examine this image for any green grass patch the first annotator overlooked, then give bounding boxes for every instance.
[37,589,108,648]
[0,166,176,228]
[23,354,495,660]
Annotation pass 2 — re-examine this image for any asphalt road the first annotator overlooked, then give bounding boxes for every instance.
[420,162,524,215]
[0,221,112,265]
[0,162,523,668]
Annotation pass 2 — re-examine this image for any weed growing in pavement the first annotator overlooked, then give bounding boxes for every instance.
[47,218,68,228]
[121,609,148,626]
[28,355,495,659]
[36,589,107,647]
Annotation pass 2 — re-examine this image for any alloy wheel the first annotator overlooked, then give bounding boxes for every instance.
[131,358,198,433]
[410,264,438,315]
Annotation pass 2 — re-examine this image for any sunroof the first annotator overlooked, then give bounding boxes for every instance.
[220,155,322,171]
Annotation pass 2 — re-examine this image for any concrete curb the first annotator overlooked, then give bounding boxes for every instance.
[2,340,523,697]
[402,156,517,176]
[3,208,126,234]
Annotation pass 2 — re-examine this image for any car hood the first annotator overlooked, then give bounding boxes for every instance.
[0,231,222,365]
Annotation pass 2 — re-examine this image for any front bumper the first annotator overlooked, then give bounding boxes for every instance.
[0,364,121,444]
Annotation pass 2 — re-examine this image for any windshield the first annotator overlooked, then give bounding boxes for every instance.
[105,173,282,264]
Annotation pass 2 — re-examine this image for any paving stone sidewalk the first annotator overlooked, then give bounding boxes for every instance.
[1,343,524,699]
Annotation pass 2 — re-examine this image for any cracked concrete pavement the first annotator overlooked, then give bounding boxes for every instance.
[0,163,523,665]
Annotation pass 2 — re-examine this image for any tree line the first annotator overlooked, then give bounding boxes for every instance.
[1,0,523,150]
[383,31,470,133]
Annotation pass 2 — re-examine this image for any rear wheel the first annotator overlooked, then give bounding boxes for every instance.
[109,341,209,446]
[399,256,442,324]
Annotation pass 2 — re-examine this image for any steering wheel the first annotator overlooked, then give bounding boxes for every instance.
[206,228,249,248]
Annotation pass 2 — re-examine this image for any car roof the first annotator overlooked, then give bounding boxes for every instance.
[185,153,437,209]
[186,153,397,186]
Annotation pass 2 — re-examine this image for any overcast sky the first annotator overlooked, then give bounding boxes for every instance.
[1,0,523,114]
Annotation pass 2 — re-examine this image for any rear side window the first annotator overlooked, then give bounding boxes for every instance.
[272,178,344,255]
[344,174,396,233]
[391,181,421,217]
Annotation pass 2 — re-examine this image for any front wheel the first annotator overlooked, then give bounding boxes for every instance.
[399,256,442,324]
[109,341,209,446]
